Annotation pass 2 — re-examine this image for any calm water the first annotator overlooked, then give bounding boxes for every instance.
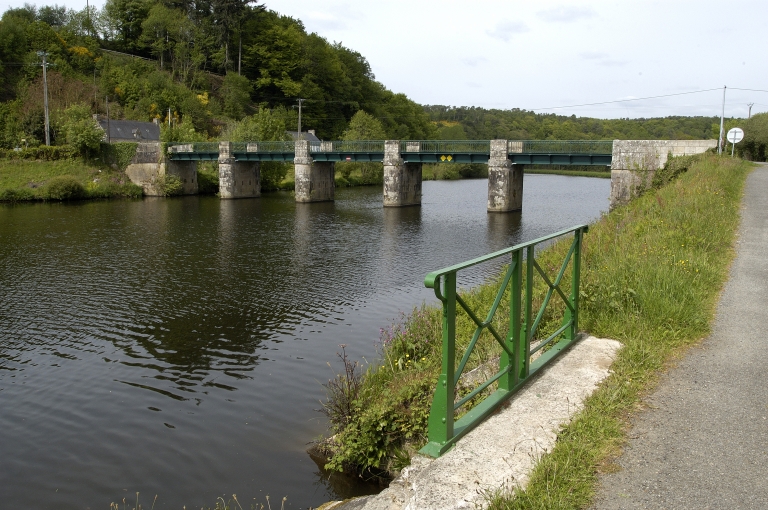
[0,175,609,509]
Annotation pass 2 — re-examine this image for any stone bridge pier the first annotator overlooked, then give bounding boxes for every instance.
[383,140,422,207]
[294,140,335,202]
[487,139,524,212]
[218,142,260,199]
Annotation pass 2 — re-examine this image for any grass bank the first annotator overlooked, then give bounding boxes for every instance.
[318,154,752,500]
[524,167,611,178]
[0,158,142,201]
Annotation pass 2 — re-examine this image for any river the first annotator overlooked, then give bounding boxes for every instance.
[0,175,609,509]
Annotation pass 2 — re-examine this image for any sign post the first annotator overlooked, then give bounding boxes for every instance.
[727,127,744,157]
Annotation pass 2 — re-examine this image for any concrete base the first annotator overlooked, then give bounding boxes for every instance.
[324,335,621,510]
[609,139,717,209]
[166,160,198,195]
[383,162,422,207]
[295,160,335,202]
[125,160,197,196]
[219,142,260,199]
[487,163,523,212]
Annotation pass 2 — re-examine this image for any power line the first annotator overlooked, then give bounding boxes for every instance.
[529,88,723,112]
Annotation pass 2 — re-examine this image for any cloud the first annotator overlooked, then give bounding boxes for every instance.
[304,4,363,32]
[537,6,596,23]
[461,56,488,67]
[485,21,529,42]
[579,52,628,67]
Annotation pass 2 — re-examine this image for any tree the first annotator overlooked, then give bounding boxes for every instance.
[738,113,768,161]
[59,103,103,156]
[220,72,252,120]
[342,110,386,140]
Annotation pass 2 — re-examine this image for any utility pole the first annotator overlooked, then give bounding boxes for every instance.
[297,98,304,139]
[37,51,51,146]
[106,96,110,143]
[748,103,754,118]
[718,85,726,155]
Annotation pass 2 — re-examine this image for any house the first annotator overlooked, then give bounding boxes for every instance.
[97,119,161,143]
[286,130,321,142]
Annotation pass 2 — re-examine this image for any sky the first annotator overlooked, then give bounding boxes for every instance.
[4,0,767,120]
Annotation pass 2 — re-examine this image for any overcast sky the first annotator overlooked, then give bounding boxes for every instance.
[5,0,767,119]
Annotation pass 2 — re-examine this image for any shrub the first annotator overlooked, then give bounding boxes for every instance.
[652,153,702,189]
[44,175,86,200]
[0,188,35,202]
[260,162,289,191]
[156,174,183,196]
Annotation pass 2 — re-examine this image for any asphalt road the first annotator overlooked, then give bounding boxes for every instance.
[591,163,768,509]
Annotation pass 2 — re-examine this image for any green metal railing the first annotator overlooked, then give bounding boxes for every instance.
[519,140,613,154]
[400,140,492,153]
[419,224,588,458]
[309,140,386,153]
[168,141,220,153]
[232,141,295,153]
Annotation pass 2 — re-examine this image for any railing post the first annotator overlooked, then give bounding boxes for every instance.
[569,229,584,340]
[522,245,534,379]
[501,250,521,391]
[426,273,456,450]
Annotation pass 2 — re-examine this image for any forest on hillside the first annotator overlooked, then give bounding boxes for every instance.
[0,0,752,154]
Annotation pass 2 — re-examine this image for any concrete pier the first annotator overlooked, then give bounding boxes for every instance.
[383,140,422,207]
[218,141,260,199]
[609,139,717,209]
[165,160,198,195]
[487,139,523,212]
[294,140,335,202]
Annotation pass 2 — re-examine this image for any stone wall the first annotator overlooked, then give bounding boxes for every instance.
[610,140,717,208]
[124,141,198,196]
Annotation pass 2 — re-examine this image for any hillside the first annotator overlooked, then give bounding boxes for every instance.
[0,1,739,151]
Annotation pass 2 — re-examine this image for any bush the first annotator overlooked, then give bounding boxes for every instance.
[652,153,702,189]
[0,188,35,202]
[156,174,183,196]
[0,145,78,161]
[44,175,86,200]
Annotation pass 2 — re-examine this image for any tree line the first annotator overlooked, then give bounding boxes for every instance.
[1,1,758,157]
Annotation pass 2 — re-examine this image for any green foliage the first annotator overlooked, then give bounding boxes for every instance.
[44,175,86,200]
[0,187,35,202]
[652,153,701,189]
[0,145,78,160]
[59,103,103,157]
[220,72,252,120]
[161,118,207,142]
[225,106,290,142]
[155,173,182,196]
[337,111,387,184]
[426,106,722,141]
[197,162,219,194]
[99,142,138,171]
[737,112,768,161]
[260,162,288,191]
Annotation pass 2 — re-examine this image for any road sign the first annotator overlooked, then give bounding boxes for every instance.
[727,127,744,144]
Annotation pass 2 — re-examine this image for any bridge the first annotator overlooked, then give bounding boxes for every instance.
[128,138,715,211]
[163,139,613,212]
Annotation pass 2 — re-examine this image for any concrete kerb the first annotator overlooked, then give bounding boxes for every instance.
[320,335,621,510]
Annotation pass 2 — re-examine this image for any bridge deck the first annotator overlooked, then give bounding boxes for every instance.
[167,140,614,166]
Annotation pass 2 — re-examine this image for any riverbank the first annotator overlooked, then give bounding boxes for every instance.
[317,154,751,507]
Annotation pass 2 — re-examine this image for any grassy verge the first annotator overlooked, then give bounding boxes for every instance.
[319,154,752,499]
[486,154,751,508]
[0,159,142,201]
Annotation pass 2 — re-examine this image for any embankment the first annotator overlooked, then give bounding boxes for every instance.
[316,153,752,508]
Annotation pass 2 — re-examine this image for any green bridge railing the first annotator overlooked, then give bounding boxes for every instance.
[516,140,613,154]
[419,224,588,458]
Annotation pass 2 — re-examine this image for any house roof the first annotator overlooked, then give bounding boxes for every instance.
[98,120,160,141]
[286,131,321,142]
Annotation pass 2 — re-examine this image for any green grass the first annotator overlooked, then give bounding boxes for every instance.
[487,154,751,508]
[319,154,752,501]
[0,159,142,201]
